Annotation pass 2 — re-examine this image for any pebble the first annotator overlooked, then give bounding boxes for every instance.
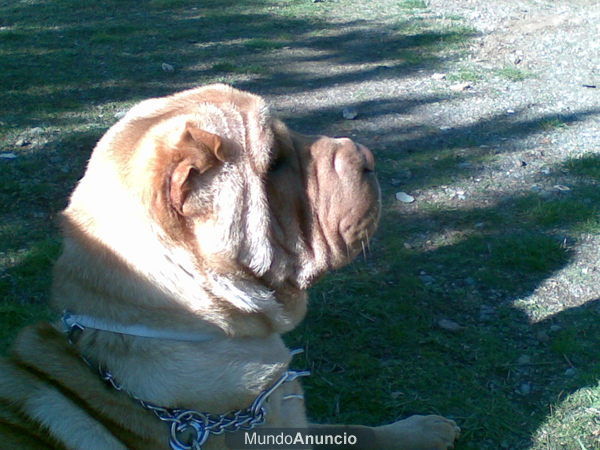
[15,138,31,147]
[161,63,175,73]
[519,382,532,395]
[564,367,577,377]
[431,72,447,80]
[553,184,571,191]
[550,325,562,332]
[420,274,435,284]
[450,82,472,91]
[342,107,358,120]
[114,110,128,119]
[395,192,415,203]
[437,318,463,332]
[0,153,17,159]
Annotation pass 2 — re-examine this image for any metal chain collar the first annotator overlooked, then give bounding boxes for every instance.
[61,313,309,449]
[100,366,310,450]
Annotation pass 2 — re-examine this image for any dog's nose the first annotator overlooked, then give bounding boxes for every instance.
[334,138,375,173]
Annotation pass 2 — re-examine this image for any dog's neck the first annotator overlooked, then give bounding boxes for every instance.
[54,199,306,338]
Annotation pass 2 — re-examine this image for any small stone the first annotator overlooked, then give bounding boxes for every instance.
[403,242,412,250]
[420,274,435,284]
[431,72,446,80]
[564,368,577,377]
[0,152,17,159]
[395,192,415,203]
[161,63,175,73]
[439,126,452,131]
[342,107,358,120]
[553,184,571,191]
[450,82,472,91]
[15,138,31,147]
[517,355,531,365]
[114,110,127,119]
[550,325,562,332]
[475,222,485,229]
[519,382,532,395]
[520,161,527,167]
[437,319,463,332]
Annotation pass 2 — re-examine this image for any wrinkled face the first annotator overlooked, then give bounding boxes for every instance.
[116,85,380,292]
[264,121,380,288]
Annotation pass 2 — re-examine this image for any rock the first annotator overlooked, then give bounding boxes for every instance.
[342,107,358,120]
[550,325,562,332]
[437,319,463,332]
[0,152,17,159]
[15,138,31,147]
[161,63,175,73]
[395,192,415,203]
[450,82,472,92]
[114,110,128,119]
[553,184,571,191]
[519,382,532,395]
[431,72,446,80]
[564,367,577,377]
[420,274,435,284]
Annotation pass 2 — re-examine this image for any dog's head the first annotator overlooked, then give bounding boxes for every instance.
[59,85,379,330]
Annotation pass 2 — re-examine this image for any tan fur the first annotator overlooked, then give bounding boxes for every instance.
[0,84,458,449]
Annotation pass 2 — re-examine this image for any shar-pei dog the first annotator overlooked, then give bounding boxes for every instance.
[0,84,459,449]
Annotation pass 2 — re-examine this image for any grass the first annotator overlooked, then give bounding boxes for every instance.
[1,1,598,449]
[495,66,534,81]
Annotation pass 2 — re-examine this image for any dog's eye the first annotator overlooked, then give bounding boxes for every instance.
[268,155,286,173]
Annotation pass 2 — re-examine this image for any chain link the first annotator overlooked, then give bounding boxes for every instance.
[97,362,308,450]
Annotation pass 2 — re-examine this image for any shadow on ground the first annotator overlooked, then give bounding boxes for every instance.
[1,1,598,449]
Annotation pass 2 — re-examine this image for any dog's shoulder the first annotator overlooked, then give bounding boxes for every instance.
[0,323,163,449]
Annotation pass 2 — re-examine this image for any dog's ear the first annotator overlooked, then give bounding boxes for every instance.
[169,123,234,216]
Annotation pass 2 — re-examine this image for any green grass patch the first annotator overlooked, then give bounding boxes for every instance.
[563,153,600,180]
[447,67,484,82]
[495,66,534,81]
[399,0,428,9]
[533,384,600,449]
[244,38,286,50]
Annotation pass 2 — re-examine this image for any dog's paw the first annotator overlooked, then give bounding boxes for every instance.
[375,414,460,449]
